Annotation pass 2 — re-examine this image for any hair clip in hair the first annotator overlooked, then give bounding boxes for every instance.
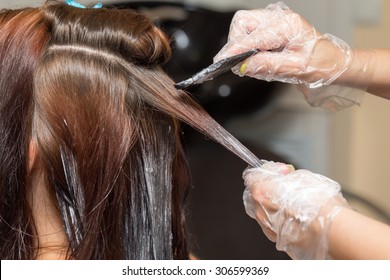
[66,0,102,9]
[92,3,103,8]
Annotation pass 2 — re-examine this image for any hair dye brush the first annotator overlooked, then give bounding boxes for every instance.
[174,49,259,90]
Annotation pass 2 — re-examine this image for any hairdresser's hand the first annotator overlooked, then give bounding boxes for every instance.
[215,2,352,88]
[242,161,350,259]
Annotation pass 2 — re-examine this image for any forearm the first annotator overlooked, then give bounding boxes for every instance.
[366,49,390,99]
[338,48,390,99]
[329,208,390,259]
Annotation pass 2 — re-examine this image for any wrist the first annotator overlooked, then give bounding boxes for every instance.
[305,201,349,259]
[336,48,377,89]
[296,47,374,110]
[300,34,351,88]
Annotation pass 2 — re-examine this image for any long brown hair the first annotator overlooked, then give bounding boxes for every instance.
[1,1,262,259]
[0,7,50,259]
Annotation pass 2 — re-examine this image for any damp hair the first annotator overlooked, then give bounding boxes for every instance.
[1,1,262,259]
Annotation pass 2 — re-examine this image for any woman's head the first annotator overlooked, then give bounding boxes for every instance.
[32,1,191,259]
[1,1,261,260]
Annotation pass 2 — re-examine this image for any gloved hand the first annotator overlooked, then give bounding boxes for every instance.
[242,161,350,259]
[215,2,375,110]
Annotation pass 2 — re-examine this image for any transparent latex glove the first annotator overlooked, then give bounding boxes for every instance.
[214,2,375,110]
[242,161,350,259]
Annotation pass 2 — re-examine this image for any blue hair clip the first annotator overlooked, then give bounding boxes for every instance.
[92,3,103,8]
[66,0,102,9]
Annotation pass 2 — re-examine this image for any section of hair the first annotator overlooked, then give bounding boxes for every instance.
[0,8,50,260]
[44,0,171,66]
[33,2,189,259]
